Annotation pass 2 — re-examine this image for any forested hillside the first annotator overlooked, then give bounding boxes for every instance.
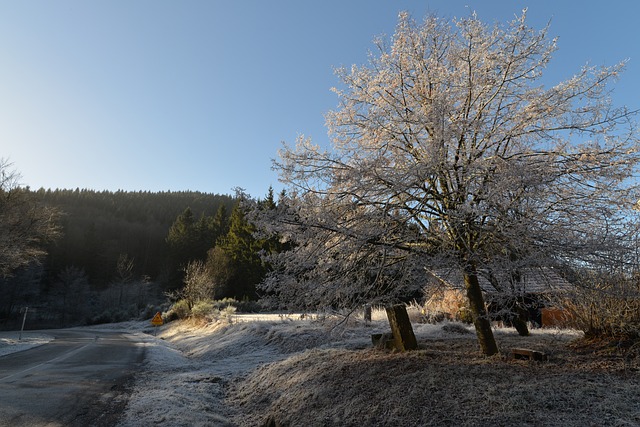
[1,188,239,328]
[35,188,236,287]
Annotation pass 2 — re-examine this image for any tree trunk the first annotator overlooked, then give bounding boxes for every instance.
[463,264,499,356]
[512,302,530,336]
[385,304,418,351]
[512,317,530,336]
[363,304,372,323]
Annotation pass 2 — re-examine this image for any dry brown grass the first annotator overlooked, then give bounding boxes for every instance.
[226,331,640,427]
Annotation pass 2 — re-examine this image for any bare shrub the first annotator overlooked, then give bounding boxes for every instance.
[561,273,640,339]
[405,302,426,324]
[189,299,238,323]
[182,260,214,306]
[0,160,61,277]
[210,298,262,313]
[422,284,470,323]
[214,305,237,323]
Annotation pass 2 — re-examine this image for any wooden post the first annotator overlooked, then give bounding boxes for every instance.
[364,304,372,323]
[19,307,28,341]
[385,304,418,351]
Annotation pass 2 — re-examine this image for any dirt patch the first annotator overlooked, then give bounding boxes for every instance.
[227,331,640,427]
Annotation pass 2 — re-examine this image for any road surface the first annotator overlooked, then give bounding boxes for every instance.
[0,329,145,426]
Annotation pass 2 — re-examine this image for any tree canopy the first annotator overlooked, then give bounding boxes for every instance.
[258,11,640,355]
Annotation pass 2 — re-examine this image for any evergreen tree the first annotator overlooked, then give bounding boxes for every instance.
[166,207,200,266]
[260,186,277,211]
[212,204,229,241]
[217,203,263,299]
[206,190,288,300]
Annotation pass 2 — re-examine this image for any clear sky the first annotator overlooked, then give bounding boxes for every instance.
[1,1,639,197]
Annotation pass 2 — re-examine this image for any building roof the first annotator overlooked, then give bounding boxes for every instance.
[426,267,573,295]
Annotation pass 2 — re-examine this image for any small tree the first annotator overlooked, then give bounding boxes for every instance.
[181,259,214,308]
[115,253,134,308]
[260,11,639,355]
[206,246,235,299]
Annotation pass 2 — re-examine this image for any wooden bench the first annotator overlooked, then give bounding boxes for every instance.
[512,348,548,361]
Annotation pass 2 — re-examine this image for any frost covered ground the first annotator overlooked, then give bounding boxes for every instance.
[116,312,393,426]
[116,311,640,427]
[0,331,53,357]
[3,313,640,426]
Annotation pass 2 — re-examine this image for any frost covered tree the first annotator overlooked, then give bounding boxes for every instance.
[181,259,214,307]
[0,160,60,277]
[258,11,640,355]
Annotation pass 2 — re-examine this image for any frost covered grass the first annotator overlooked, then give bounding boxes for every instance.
[116,313,458,426]
[109,313,640,426]
[227,321,640,426]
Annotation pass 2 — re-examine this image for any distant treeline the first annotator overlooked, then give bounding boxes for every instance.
[34,188,236,289]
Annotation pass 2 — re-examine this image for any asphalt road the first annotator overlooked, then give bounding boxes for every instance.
[0,329,145,427]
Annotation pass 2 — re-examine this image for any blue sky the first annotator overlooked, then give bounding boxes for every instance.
[1,1,639,197]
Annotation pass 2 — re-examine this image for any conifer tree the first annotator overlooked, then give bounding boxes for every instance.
[218,203,263,299]
[213,204,229,240]
[166,207,199,266]
[208,190,283,300]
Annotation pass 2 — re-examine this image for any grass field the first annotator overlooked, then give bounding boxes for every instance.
[114,311,640,426]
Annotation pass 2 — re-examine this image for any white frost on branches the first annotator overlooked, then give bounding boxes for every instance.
[0,160,60,277]
[253,11,640,333]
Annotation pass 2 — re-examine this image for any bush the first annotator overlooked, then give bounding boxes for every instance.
[456,307,474,324]
[170,299,191,320]
[162,298,257,323]
[211,298,237,311]
[164,310,180,323]
[209,298,263,313]
[213,304,237,323]
[422,285,471,324]
[561,274,640,339]
[191,300,215,319]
